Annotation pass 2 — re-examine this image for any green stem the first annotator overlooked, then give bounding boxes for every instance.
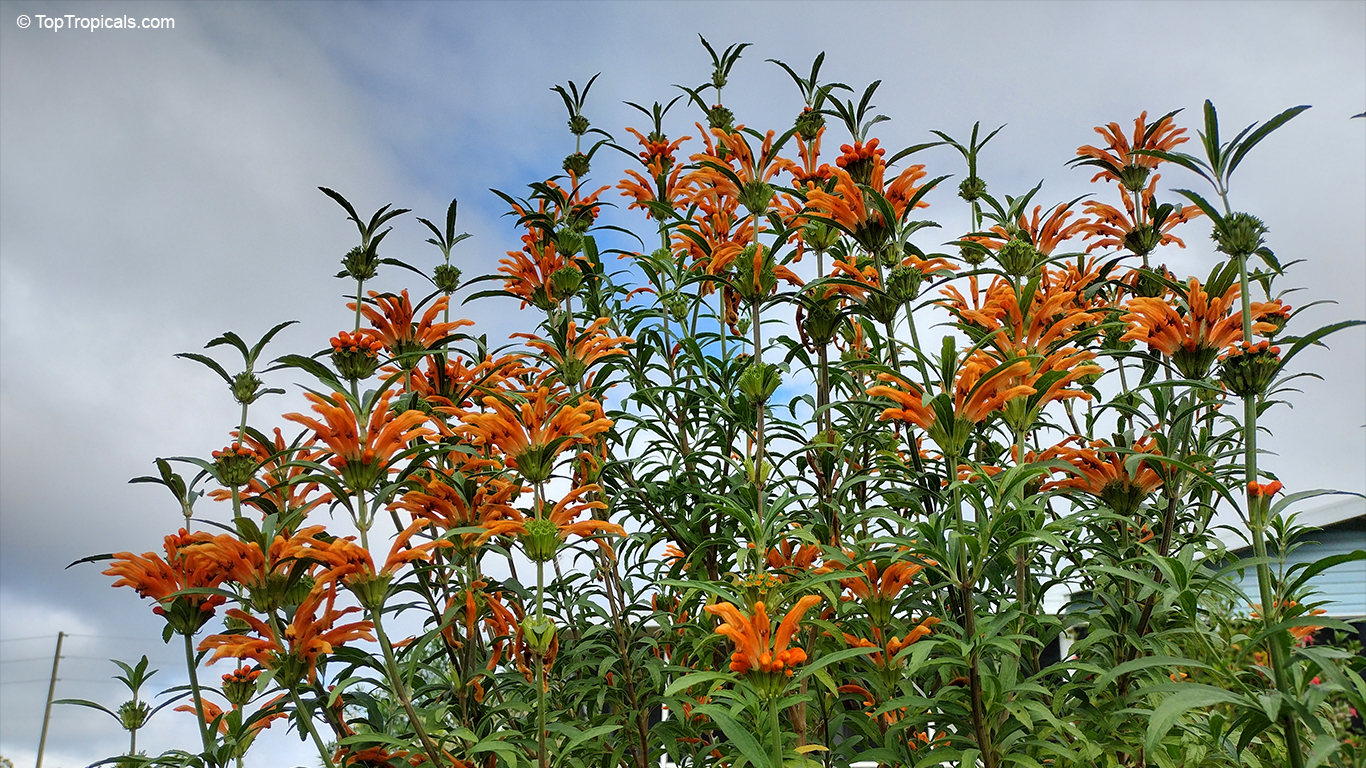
[1235,253,1305,768]
[289,687,337,768]
[535,481,549,768]
[371,606,445,766]
[769,696,784,768]
[182,633,212,753]
[354,278,365,333]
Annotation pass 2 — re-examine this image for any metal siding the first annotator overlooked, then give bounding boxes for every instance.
[1230,531,1366,617]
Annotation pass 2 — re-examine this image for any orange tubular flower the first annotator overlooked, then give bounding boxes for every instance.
[1075,111,1189,187]
[283,390,433,491]
[352,289,473,359]
[310,519,447,598]
[198,585,374,683]
[1041,436,1163,516]
[103,530,228,635]
[1122,277,1274,379]
[979,203,1088,258]
[840,619,940,669]
[704,595,823,677]
[477,484,626,559]
[1078,178,1203,256]
[867,372,934,432]
[618,126,693,218]
[388,471,524,557]
[459,387,612,484]
[208,428,330,521]
[514,317,632,389]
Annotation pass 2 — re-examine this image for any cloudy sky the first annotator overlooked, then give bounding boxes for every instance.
[1,1,1362,764]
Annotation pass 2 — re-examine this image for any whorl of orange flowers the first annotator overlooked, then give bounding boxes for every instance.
[867,372,934,432]
[1040,436,1164,515]
[1079,178,1203,254]
[190,525,330,596]
[704,595,823,676]
[840,559,925,603]
[411,352,530,413]
[514,317,633,389]
[942,273,1102,355]
[198,584,374,682]
[618,126,692,217]
[1075,111,1189,185]
[207,428,330,520]
[388,471,523,556]
[310,519,448,591]
[476,484,626,557]
[352,289,473,357]
[103,529,228,623]
[459,387,612,483]
[685,126,797,200]
[284,390,432,488]
[978,204,1088,257]
[1121,278,1274,379]
[840,619,940,669]
[671,189,753,282]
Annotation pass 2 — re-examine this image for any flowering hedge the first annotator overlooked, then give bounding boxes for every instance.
[75,42,1365,768]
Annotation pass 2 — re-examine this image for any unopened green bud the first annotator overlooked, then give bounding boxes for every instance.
[562,152,591,177]
[1131,266,1170,298]
[568,114,590,136]
[958,176,987,203]
[960,245,988,267]
[995,237,1039,277]
[1213,212,1268,259]
[794,107,825,142]
[433,263,462,294]
[664,293,690,323]
[550,265,584,301]
[212,446,258,488]
[801,298,841,346]
[738,180,774,216]
[706,104,735,132]
[802,220,841,253]
[118,700,151,731]
[231,371,262,405]
[886,264,924,304]
[341,245,379,281]
[521,518,561,562]
[1123,223,1162,258]
[1116,164,1152,192]
[522,615,557,655]
[1171,344,1219,381]
[738,361,782,405]
[345,573,392,611]
[555,228,584,258]
[1219,341,1281,397]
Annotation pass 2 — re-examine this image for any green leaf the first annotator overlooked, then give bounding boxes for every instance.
[1227,105,1311,177]
[694,705,772,768]
[1145,684,1245,754]
[793,645,880,684]
[663,670,732,697]
[1095,656,1210,690]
